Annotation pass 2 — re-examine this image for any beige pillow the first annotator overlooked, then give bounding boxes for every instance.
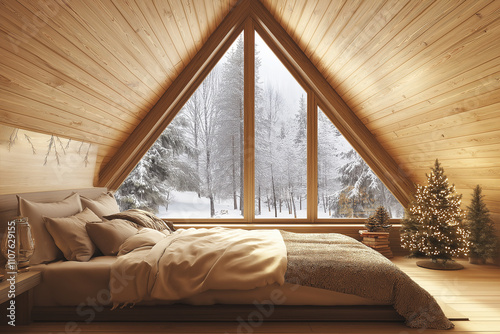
[104,209,174,232]
[118,228,166,256]
[80,192,120,219]
[86,219,138,256]
[18,193,83,264]
[44,208,101,262]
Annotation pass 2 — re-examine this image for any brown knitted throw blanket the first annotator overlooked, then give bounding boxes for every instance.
[280,230,453,330]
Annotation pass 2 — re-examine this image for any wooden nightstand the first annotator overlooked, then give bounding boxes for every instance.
[0,270,42,326]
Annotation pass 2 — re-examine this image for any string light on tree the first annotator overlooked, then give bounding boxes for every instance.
[400,159,470,270]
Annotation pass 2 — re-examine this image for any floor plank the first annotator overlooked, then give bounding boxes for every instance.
[2,257,499,333]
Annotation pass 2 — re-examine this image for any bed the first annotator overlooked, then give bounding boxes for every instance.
[0,188,453,329]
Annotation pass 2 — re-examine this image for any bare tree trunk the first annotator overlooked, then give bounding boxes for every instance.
[257,185,261,216]
[239,103,244,215]
[232,134,238,210]
[271,169,277,218]
[291,192,297,218]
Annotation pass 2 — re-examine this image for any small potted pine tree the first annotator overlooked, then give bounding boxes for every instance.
[466,185,498,264]
[360,206,393,258]
[365,206,392,232]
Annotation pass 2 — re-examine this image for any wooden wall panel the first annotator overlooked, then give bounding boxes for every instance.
[0,0,238,185]
[0,125,98,195]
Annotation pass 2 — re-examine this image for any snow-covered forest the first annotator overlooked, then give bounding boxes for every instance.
[116,34,403,219]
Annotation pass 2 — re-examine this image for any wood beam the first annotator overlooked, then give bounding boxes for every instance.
[249,0,414,206]
[98,0,251,190]
[243,18,255,222]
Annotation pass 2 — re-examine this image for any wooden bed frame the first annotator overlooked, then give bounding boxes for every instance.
[32,304,404,322]
[2,188,407,323]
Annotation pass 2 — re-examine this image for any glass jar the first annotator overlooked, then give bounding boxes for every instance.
[1,217,35,271]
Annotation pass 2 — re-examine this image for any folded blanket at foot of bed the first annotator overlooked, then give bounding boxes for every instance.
[280,230,453,329]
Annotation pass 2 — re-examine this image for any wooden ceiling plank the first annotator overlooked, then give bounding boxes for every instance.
[65,0,166,97]
[98,0,249,190]
[191,0,209,44]
[290,0,319,44]
[153,0,193,67]
[367,67,500,132]
[377,103,500,143]
[363,53,500,126]
[357,11,500,120]
[344,0,496,109]
[0,2,152,113]
[0,108,121,149]
[387,122,500,152]
[325,0,431,92]
[298,0,336,56]
[111,0,179,82]
[251,0,415,206]
[172,0,201,55]
[285,0,308,37]
[398,157,500,172]
[0,45,142,125]
[16,0,160,106]
[334,0,484,101]
[281,0,298,33]
[305,0,350,61]
[313,0,383,62]
[316,0,410,87]
[203,0,217,33]
[0,90,126,145]
[317,0,407,78]
[0,62,137,133]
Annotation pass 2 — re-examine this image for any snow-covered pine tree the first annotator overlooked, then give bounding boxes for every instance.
[400,159,470,267]
[466,185,498,264]
[116,116,198,213]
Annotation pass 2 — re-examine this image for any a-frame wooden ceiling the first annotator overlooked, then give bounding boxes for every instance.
[1,0,499,222]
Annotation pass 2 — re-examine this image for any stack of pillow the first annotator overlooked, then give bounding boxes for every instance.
[17,192,174,265]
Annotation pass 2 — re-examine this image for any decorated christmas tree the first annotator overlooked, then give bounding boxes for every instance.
[466,185,498,264]
[400,159,470,268]
[365,206,391,232]
[400,208,426,258]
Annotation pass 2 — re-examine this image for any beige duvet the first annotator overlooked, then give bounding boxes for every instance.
[110,227,287,306]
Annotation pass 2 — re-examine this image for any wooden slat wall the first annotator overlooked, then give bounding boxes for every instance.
[0,0,238,182]
[0,125,98,195]
[261,0,500,254]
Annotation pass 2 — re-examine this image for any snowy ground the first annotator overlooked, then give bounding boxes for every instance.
[157,190,307,219]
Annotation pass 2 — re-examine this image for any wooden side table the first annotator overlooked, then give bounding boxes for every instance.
[0,270,42,326]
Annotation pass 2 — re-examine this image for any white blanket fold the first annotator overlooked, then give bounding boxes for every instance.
[110,227,287,306]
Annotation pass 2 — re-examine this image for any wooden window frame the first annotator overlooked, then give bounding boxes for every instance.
[100,0,412,226]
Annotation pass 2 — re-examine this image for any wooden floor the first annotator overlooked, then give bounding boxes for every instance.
[4,257,500,333]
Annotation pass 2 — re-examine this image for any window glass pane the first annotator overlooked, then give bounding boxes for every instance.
[116,34,245,219]
[255,32,307,219]
[317,108,404,218]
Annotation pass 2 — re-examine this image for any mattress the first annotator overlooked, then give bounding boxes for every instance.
[32,256,386,307]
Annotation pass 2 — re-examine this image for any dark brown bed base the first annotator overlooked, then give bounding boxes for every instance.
[32,305,404,322]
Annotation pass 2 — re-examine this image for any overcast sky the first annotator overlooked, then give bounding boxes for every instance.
[255,32,306,116]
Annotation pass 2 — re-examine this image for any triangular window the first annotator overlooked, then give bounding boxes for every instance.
[117,33,244,219]
[116,26,403,221]
[318,108,403,218]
